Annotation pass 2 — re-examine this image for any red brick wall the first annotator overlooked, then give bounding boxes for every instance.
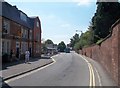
[10,21,21,37]
[118,22,120,87]
[2,18,21,54]
[79,19,120,86]
[33,17,41,57]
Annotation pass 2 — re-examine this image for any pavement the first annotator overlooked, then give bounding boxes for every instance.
[1,56,54,81]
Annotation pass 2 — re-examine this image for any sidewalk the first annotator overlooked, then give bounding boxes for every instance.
[1,57,53,81]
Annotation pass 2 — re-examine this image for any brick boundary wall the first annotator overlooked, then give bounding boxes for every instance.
[79,19,120,86]
[118,20,120,87]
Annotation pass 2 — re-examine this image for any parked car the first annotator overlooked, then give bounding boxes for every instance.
[65,48,70,53]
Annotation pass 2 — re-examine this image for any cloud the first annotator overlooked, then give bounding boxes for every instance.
[77,0,91,6]
[72,0,95,6]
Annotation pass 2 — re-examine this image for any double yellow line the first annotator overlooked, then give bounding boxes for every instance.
[88,63,95,87]
[80,55,95,87]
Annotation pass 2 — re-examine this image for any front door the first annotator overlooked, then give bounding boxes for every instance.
[16,42,20,58]
[29,48,32,57]
[16,48,19,58]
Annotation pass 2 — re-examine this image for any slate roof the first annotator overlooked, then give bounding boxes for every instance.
[0,2,35,29]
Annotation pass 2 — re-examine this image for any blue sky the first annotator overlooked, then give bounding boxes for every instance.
[6,0,97,44]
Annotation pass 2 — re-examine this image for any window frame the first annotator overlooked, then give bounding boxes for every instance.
[37,21,39,28]
[20,12,27,22]
[2,39,10,54]
[3,19,10,34]
[29,30,32,40]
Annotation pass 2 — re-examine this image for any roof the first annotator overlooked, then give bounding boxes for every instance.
[0,2,35,29]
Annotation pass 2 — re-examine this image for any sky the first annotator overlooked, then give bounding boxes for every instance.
[5,0,97,44]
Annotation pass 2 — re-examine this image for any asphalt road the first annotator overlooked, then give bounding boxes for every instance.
[3,52,117,86]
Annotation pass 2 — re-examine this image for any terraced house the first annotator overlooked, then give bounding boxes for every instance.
[0,2,42,62]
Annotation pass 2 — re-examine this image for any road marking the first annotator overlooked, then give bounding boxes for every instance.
[89,63,95,87]
[88,63,92,86]
[94,67,102,86]
[79,55,95,87]
[82,56,102,86]
[5,58,56,83]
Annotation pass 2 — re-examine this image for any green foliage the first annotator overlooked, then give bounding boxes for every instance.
[74,42,81,50]
[58,41,66,52]
[70,33,80,47]
[71,1,120,50]
[45,39,54,44]
[92,2,120,42]
[42,39,53,54]
[73,30,94,50]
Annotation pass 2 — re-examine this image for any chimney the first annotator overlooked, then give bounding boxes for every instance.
[13,5,18,10]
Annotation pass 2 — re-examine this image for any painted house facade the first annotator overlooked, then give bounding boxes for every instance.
[0,2,41,61]
[45,44,58,55]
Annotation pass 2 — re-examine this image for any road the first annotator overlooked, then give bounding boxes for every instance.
[3,52,117,86]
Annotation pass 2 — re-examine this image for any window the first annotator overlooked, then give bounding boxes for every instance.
[21,42,28,54]
[16,42,20,48]
[20,12,27,22]
[36,44,39,53]
[7,41,9,53]
[24,29,28,39]
[37,21,39,27]
[2,40,10,54]
[29,30,32,40]
[21,27,28,39]
[21,42,25,54]
[36,33,40,42]
[29,43,32,49]
[3,19,10,34]
[24,30,26,38]
[26,30,28,39]
[21,27,24,38]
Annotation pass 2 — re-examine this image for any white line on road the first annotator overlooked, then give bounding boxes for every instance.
[5,58,56,83]
[94,67,102,86]
[83,56,102,86]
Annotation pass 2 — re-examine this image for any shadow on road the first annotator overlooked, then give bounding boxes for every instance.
[2,82,12,88]
[1,77,11,88]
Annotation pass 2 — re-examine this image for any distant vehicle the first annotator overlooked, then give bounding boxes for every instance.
[65,47,70,53]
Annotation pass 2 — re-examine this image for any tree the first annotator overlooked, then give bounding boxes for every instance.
[57,41,66,52]
[42,39,53,54]
[92,1,120,42]
[41,43,47,54]
[74,30,93,50]
[71,1,120,51]
[41,38,45,43]
[70,33,80,48]
[45,39,54,45]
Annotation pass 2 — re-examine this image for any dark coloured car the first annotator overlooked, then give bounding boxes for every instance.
[65,48,70,53]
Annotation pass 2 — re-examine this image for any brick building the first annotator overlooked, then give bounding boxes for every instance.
[0,2,42,61]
